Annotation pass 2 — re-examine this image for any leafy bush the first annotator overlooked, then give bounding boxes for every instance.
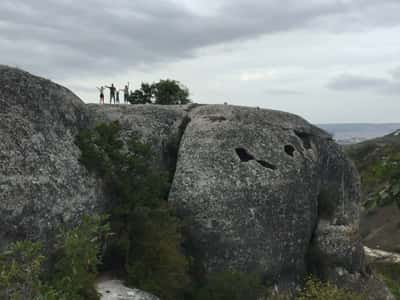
[0,241,44,300]
[297,277,362,300]
[76,121,189,300]
[50,214,110,300]
[0,214,108,300]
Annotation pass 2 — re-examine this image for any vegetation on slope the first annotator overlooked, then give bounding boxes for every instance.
[346,131,400,210]
[0,215,109,300]
[346,130,400,299]
[76,121,190,300]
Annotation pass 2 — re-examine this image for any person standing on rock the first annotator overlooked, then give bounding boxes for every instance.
[97,86,105,104]
[123,84,129,104]
[105,84,116,104]
[116,90,120,104]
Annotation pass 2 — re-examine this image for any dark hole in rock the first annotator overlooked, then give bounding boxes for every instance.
[235,148,255,162]
[284,145,295,157]
[106,291,111,293]
[256,160,277,170]
[235,148,277,170]
[294,130,312,149]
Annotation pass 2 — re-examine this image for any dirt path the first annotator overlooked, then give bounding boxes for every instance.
[364,246,400,264]
[95,278,158,300]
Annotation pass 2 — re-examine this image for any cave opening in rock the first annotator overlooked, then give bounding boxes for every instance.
[284,145,295,157]
[294,131,312,149]
[235,148,255,162]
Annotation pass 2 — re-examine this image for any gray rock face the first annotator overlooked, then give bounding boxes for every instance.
[0,66,104,248]
[0,67,392,298]
[168,105,391,297]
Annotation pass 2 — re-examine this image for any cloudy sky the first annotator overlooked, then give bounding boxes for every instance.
[1,0,400,123]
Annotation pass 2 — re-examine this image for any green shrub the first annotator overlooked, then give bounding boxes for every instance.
[50,214,110,300]
[0,215,108,300]
[126,207,189,300]
[0,241,44,300]
[76,121,189,300]
[372,263,400,299]
[297,277,362,300]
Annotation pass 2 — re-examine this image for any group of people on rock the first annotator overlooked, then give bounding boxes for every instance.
[97,83,130,104]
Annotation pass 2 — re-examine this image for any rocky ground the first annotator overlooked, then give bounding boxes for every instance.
[96,278,158,300]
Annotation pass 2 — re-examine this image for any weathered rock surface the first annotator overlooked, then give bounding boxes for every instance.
[0,67,393,298]
[0,66,104,249]
[96,279,159,300]
[168,104,393,298]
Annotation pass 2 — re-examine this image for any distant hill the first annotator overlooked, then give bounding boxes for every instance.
[318,123,400,144]
[345,131,400,254]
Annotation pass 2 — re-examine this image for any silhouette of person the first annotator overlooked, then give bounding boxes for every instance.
[106,84,116,104]
[123,84,129,104]
[97,86,105,104]
[116,90,120,104]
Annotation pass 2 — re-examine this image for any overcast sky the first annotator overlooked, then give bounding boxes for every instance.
[1,0,400,123]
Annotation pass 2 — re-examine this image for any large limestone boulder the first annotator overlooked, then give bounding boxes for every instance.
[0,66,104,248]
[168,105,393,298]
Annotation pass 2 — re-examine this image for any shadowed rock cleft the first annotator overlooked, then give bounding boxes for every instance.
[294,130,312,149]
[235,148,276,170]
[235,147,254,162]
[256,160,277,170]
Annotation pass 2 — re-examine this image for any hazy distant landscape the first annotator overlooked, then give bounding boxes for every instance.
[318,123,400,144]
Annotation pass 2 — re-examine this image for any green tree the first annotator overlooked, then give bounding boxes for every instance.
[50,215,110,300]
[76,121,190,300]
[153,79,190,105]
[128,80,190,105]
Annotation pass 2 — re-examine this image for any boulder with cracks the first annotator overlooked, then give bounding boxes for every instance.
[0,67,394,298]
[168,104,394,298]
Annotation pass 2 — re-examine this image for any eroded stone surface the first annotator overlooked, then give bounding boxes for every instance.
[168,104,389,297]
[0,66,104,248]
[0,67,393,298]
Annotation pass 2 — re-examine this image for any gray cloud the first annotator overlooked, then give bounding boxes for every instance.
[265,89,303,96]
[1,0,400,79]
[327,72,400,94]
[391,67,400,80]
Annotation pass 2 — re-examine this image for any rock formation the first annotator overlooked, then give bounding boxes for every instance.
[168,105,393,298]
[0,66,394,298]
[0,66,104,249]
